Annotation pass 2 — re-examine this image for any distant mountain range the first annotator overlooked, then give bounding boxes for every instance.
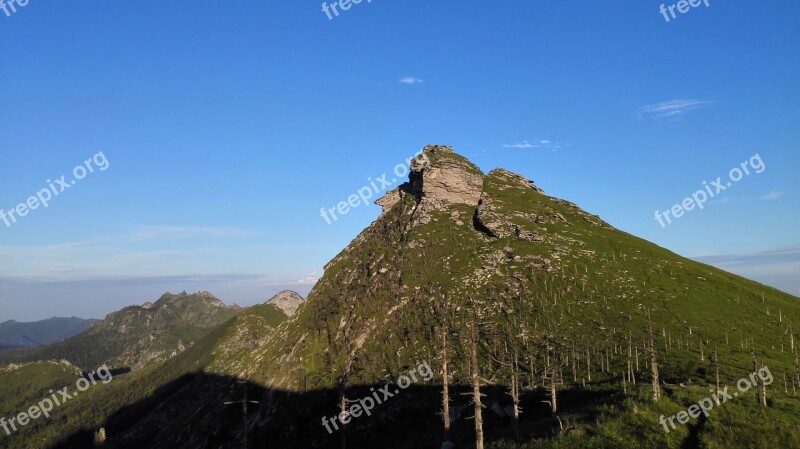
[0,317,98,350]
[0,291,243,371]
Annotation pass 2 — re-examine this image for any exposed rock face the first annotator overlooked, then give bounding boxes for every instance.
[373,145,569,240]
[375,187,402,214]
[486,168,544,193]
[267,290,305,317]
[376,145,484,221]
[409,145,484,207]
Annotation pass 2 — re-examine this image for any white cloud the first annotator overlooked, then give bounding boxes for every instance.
[503,139,565,151]
[260,270,320,287]
[398,77,423,85]
[503,140,536,149]
[636,99,712,121]
[128,226,256,242]
[760,191,785,201]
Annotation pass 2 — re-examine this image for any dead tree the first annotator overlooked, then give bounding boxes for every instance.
[547,362,558,414]
[751,345,761,406]
[508,354,522,437]
[760,362,768,407]
[223,373,259,449]
[627,332,636,385]
[795,352,800,394]
[586,349,592,382]
[648,311,661,401]
[440,325,451,442]
[571,342,577,383]
[713,347,721,405]
[469,322,486,449]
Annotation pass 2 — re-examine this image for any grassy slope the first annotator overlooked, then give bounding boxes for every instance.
[244,158,800,448]
[0,304,287,449]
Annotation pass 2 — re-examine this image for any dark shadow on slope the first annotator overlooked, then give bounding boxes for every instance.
[46,373,627,449]
[681,413,707,449]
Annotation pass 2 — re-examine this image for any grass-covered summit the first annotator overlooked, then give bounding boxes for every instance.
[242,144,800,448]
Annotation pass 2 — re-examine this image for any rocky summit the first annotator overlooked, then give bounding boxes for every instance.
[267,290,305,317]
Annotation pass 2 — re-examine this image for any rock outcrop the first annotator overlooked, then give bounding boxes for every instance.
[267,290,305,317]
[376,145,484,223]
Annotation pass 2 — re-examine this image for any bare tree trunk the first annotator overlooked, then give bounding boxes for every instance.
[571,342,577,383]
[339,380,348,449]
[713,347,721,405]
[550,363,558,414]
[586,349,591,381]
[628,333,636,385]
[751,345,761,406]
[648,311,661,402]
[760,363,768,407]
[470,323,485,449]
[510,356,521,438]
[441,328,450,442]
[795,352,800,395]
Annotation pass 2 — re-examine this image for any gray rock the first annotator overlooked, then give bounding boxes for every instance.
[267,290,305,317]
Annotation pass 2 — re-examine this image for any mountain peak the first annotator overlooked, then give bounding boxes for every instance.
[377,144,484,221]
[266,290,305,317]
[154,291,227,309]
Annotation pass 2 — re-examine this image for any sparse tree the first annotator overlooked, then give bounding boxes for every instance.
[648,310,661,402]
[713,347,721,405]
[439,324,451,443]
[469,322,486,449]
[751,344,761,406]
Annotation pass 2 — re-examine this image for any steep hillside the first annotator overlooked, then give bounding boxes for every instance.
[0,302,289,449]
[237,145,800,448]
[9,145,798,449]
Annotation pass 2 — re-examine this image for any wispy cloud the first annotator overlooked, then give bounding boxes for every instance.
[692,245,800,296]
[760,191,785,201]
[712,191,786,205]
[128,226,256,242]
[636,99,712,120]
[261,269,320,287]
[503,139,567,151]
[398,77,423,85]
[503,140,536,149]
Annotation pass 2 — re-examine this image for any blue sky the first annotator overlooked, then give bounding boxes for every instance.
[1,0,798,321]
